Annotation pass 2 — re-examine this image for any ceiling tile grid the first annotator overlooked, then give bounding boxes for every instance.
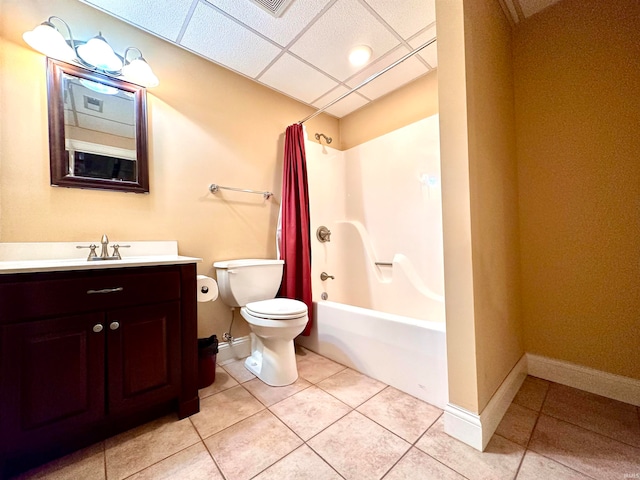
[204,0,331,47]
[179,2,283,78]
[346,46,429,101]
[288,0,402,81]
[312,85,370,117]
[259,53,340,103]
[81,0,195,41]
[80,0,442,117]
[79,0,563,117]
[361,0,436,39]
[409,25,437,68]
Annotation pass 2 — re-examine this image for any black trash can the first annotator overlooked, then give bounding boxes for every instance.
[197,335,218,389]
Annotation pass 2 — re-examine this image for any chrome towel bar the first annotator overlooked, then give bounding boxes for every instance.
[209,183,273,199]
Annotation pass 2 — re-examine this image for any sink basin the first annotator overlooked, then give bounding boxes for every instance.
[0,241,201,274]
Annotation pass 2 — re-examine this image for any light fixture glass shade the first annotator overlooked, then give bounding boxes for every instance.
[79,78,118,95]
[77,34,123,72]
[23,23,76,62]
[349,45,373,67]
[122,58,159,87]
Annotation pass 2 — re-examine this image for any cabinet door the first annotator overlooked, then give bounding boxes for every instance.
[107,302,181,416]
[0,313,106,453]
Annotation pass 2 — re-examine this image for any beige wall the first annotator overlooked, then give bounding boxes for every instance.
[0,0,339,338]
[436,0,479,413]
[515,0,640,379]
[339,71,438,150]
[465,0,522,411]
[437,0,523,413]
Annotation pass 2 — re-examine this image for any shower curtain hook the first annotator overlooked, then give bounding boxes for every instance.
[315,133,332,145]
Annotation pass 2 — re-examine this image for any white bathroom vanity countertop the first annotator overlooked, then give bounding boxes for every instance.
[0,241,202,274]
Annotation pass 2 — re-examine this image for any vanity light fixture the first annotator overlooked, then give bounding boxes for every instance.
[348,45,373,67]
[79,78,119,95]
[23,16,159,87]
[121,47,159,88]
[76,33,123,72]
[23,16,76,63]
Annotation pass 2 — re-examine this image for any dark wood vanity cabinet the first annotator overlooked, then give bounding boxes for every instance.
[0,263,199,477]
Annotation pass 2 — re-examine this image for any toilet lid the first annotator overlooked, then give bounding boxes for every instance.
[245,298,308,320]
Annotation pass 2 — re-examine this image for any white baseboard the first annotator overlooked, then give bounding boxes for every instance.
[527,353,640,407]
[444,353,528,451]
[217,335,251,363]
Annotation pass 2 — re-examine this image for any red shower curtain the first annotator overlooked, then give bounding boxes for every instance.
[278,123,313,336]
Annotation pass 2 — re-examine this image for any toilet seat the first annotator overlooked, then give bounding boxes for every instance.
[245,298,307,320]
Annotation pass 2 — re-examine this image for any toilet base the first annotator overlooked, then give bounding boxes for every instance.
[244,333,299,386]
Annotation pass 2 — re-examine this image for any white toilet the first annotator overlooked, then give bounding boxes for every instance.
[213,259,308,386]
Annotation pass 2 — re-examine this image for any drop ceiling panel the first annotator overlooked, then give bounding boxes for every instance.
[259,53,339,104]
[81,0,193,40]
[312,85,370,118]
[347,47,428,101]
[363,0,436,40]
[77,113,135,138]
[180,2,282,78]
[409,26,437,68]
[289,0,401,81]
[204,0,331,47]
[78,0,438,118]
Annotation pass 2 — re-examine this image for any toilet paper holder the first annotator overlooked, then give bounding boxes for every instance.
[196,275,218,302]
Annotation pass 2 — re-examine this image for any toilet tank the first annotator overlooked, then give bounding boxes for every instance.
[213,259,284,307]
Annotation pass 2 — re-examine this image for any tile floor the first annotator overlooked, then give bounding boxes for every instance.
[12,347,640,480]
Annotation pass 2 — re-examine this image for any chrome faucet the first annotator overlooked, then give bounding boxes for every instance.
[316,226,332,243]
[100,234,110,259]
[77,234,130,261]
[320,272,335,281]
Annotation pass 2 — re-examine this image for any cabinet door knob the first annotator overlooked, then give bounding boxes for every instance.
[110,321,120,331]
[93,324,104,333]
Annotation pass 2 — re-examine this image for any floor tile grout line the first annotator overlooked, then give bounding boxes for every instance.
[314,367,389,405]
[102,441,107,480]
[538,410,640,450]
[256,352,450,475]
[378,411,445,480]
[524,443,599,480]
[301,441,348,480]
[539,382,640,449]
[511,380,551,479]
[194,398,268,443]
[410,412,473,480]
[116,437,205,480]
[310,378,379,410]
[199,439,229,480]
[189,416,227,480]
[534,411,640,451]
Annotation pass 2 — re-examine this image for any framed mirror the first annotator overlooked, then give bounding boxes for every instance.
[47,58,149,193]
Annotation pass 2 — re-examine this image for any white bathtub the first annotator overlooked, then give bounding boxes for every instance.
[297,300,448,409]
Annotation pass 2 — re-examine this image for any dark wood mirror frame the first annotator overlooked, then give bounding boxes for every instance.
[47,58,149,193]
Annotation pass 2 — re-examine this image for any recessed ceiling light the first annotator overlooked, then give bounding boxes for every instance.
[349,45,372,67]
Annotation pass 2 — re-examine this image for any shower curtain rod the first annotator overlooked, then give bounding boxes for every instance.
[298,37,437,125]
